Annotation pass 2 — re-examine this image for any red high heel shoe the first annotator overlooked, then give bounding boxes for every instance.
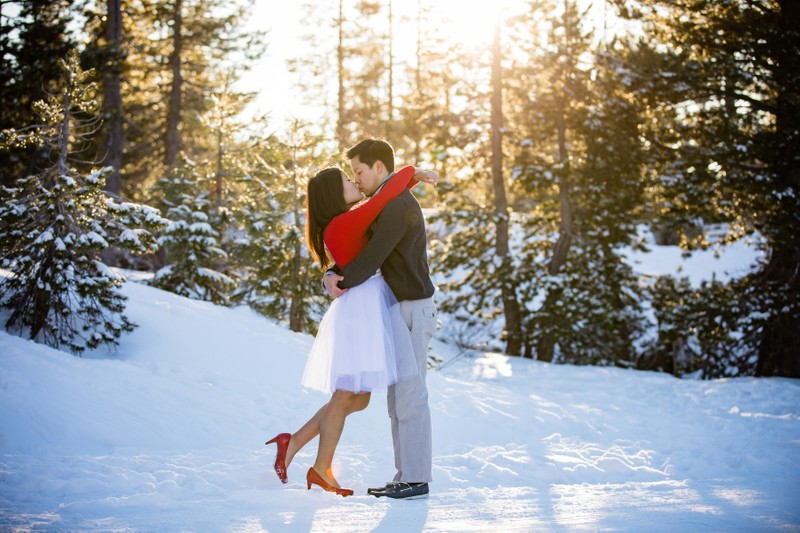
[306,467,353,497]
[265,433,291,484]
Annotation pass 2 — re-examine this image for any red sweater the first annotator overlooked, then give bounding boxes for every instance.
[324,165,418,267]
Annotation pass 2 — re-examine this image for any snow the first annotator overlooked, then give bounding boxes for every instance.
[1,275,798,531]
[33,229,54,245]
[79,231,109,248]
[624,226,763,286]
[117,228,142,247]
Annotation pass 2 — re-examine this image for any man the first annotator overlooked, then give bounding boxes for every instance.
[324,138,437,500]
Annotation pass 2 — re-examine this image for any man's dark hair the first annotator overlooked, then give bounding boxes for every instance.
[346,138,395,173]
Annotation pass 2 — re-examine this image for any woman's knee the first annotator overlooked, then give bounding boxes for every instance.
[350,393,370,412]
[330,390,355,409]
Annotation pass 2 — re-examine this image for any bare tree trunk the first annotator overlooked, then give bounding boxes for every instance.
[537,104,573,362]
[33,63,75,340]
[756,0,800,377]
[214,125,223,209]
[413,0,421,163]
[535,1,576,363]
[490,23,523,356]
[165,0,183,168]
[102,0,123,195]
[756,247,800,377]
[386,0,394,141]
[288,121,304,332]
[549,108,573,275]
[57,68,73,178]
[336,0,346,152]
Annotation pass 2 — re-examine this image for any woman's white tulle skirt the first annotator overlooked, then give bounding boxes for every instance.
[301,273,417,394]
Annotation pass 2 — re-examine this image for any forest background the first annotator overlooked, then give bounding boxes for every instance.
[0,0,798,379]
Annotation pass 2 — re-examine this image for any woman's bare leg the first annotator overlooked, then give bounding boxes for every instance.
[313,390,354,486]
[285,392,370,469]
[351,392,370,413]
[285,404,326,467]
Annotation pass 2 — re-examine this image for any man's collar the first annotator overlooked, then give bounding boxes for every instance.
[369,171,395,197]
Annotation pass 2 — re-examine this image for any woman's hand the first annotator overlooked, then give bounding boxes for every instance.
[414,169,440,186]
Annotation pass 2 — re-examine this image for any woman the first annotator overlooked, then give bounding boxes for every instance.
[266,164,437,497]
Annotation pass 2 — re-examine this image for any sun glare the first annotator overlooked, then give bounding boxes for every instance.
[242,0,616,126]
[428,0,526,48]
[422,0,621,50]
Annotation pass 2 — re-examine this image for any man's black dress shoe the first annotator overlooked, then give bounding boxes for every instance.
[369,482,429,499]
[367,482,393,495]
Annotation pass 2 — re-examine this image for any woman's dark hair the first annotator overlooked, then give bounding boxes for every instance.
[306,167,348,267]
[345,138,395,173]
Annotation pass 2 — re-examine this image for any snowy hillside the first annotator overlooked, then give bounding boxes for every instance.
[1,277,799,532]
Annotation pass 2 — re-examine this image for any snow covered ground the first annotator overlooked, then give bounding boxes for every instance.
[624,225,764,286]
[1,273,799,532]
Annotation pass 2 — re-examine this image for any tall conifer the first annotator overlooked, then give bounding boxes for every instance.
[617,0,800,377]
[0,53,166,354]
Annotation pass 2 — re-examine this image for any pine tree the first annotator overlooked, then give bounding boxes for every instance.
[431,0,651,363]
[489,22,523,356]
[84,0,265,197]
[393,0,470,189]
[426,12,523,356]
[341,1,390,143]
[229,122,332,333]
[0,52,166,354]
[0,0,78,187]
[150,65,261,307]
[640,275,697,375]
[151,157,235,305]
[93,0,125,195]
[288,0,391,150]
[616,0,800,377]
[543,38,650,367]
[159,0,264,170]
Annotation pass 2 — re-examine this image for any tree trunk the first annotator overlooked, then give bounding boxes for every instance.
[165,0,183,168]
[386,0,394,141]
[490,23,523,356]
[756,0,800,377]
[34,64,74,340]
[288,121,304,332]
[102,0,123,195]
[56,64,73,178]
[214,125,223,209]
[755,246,800,377]
[336,0,346,152]
[537,105,573,362]
[549,108,573,275]
[413,0,422,163]
[535,289,562,362]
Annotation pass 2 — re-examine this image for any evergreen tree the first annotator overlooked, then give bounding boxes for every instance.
[0,53,166,354]
[616,0,800,377]
[229,121,333,333]
[83,0,265,197]
[340,1,390,144]
[151,156,235,305]
[84,0,125,195]
[150,68,260,308]
[432,0,651,363]
[393,0,472,190]
[288,0,392,149]
[0,0,78,187]
[489,22,523,356]
[640,274,697,375]
[426,16,521,356]
[286,2,340,145]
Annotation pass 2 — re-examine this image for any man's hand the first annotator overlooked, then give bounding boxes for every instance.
[323,272,348,298]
